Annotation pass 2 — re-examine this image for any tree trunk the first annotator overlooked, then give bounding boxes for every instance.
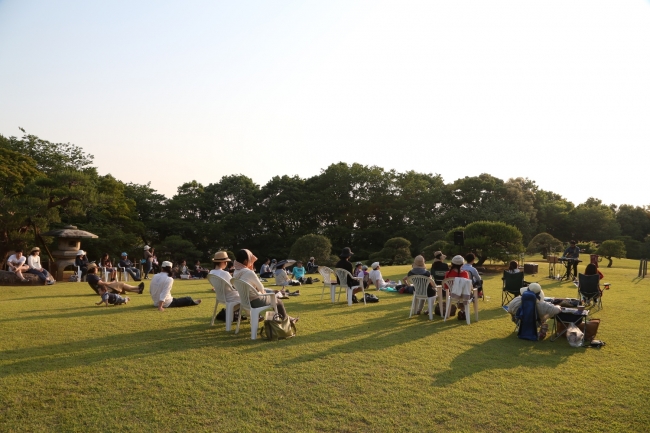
[475,255,487,266]
[606,256,613,268]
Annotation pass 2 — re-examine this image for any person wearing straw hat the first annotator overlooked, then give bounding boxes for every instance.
[150,261,202,311]
[209,251,240,302]
[506,282,561,340]
[6,248,30,283]
[75,250,90,282]
[26,247,55,285]
[86,263,144,296]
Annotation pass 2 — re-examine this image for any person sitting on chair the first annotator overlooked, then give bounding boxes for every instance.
[6,248,30,283]
[209,251,240,301]
[119,252,142,281]
[506,282,561,340]
[259,258,273,278]
[405,255,436,314]
[75,250,90,281]
[100,253,117,282]
[306,257,319,274]
[430,251,449,285]
[335,247,364,302]
[233,249,297,323]
[563,240,580,280]
[506,260,530,286]
[26,247,55,285]
[584,263,604,280]
[86,264,144,296]
[150,261,202,311]
[368,262,397,290]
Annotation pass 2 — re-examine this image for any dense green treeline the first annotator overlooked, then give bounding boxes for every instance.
[2,131,650,265]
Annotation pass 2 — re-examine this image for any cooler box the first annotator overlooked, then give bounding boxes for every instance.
[524,263,538,274]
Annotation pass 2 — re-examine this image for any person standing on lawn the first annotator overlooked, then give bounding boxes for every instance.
[150,261,202,311]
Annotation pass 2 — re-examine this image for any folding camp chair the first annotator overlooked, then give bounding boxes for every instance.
[551,309,588,342]
[502,271,525,306]
[516,289,539,341]
[577,273,603,313]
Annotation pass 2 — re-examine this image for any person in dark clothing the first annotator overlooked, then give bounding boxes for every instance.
[430,250,450,285]
[75,250,90,281]
[334,247,363,301]
[118,252,142,281]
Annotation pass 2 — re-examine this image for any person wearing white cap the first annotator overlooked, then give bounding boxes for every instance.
[368,262,397,290]
[150,261,202,311]
[306,257,318,274]
[506,282,561,340]
[118,252,142,281]
[75,250,90,282]
[143,246,153,280]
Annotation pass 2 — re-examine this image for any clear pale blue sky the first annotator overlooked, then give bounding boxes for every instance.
[1,0,649,206]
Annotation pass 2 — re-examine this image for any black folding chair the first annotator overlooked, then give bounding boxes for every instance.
[577,273,603,312]
[502,271,525,306]
[551,310,588,342]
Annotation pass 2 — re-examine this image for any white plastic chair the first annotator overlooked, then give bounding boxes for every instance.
[117,266,129,282]
[407,275,437,321]
[75,266,83,282]
[318,266,341,302]
[442,277,478,325]
[208,274,241,331]
[335,268,365,306]
[231,278,278,340]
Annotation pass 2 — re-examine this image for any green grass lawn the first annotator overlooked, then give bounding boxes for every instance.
[1,256,649,432]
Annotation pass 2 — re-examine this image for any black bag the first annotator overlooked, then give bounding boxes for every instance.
[364,293,379,303]
[305,277,313,284]
[434,302,457,317]
[215,308,245,322]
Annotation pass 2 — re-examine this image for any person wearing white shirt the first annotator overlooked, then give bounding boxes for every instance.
[6,248,30,282]
[150,261,201,311]
[368,262,396,289]
[209,251,240,304]
[26,247,55,285]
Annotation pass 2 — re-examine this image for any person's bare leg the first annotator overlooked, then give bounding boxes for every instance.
[108,281,144,293]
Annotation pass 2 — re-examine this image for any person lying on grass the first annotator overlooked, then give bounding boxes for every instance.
[86,264,144,296]
[150,261,202,312]
[95,285,130,306]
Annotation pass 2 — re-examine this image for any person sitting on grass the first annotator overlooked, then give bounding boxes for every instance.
[233,249,298,323]
[506,282,561,340]
[292,260,307,283]
[86,264,144,296]
[26,247,55,285]
[150,261,202,312]
[274,260,300,296]
[193,260,209,279]
[259,258,273,278]
[306,257,319,274]
[6,248,30,283]
[178,260,193,278]
[368,262,398,290]
[355,262,369,289]
[95,285,130,307]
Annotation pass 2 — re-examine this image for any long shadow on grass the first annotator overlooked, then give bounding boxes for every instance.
[0,321,232,378]
[0,303,154,323]
[431,336,575,387]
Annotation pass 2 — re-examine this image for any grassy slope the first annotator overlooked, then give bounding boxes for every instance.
[1,256,649,432]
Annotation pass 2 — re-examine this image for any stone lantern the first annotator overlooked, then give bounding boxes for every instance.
[41,225,98,281]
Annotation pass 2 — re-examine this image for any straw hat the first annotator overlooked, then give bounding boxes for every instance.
[87,263,98,272]
[211,251,230,262]
[434,251,446,261]
[30,247,41,254]
[413,255,426,269]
